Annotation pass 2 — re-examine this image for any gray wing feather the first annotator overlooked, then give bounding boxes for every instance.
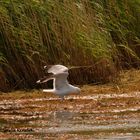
[37,71,69,89]
[36,73,54,83]
[54,72,69,90]
[37,65,69,87]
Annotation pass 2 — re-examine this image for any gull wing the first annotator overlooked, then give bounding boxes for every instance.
[36,73,54,84]
[44,64,68,74]
[54,72,69,90]
[36,72,69,89]
[36,72,69,90]
[37,65,69,84]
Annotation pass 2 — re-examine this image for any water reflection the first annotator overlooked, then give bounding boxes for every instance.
[53,111,78,121]
[0,91,140,139]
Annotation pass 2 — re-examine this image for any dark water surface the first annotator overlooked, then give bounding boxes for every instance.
[0,92,140,139]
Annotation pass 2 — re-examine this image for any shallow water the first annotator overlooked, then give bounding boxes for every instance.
[0,92,140,139]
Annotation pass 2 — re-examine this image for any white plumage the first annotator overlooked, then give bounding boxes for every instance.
[37,64,80,99]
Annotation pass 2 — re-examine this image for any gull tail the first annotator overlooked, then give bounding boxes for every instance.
[43,89,55,93]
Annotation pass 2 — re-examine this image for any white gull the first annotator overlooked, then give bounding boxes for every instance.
[36,64,80,99]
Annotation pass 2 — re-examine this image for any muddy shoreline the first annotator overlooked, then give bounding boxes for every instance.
[0,70,140,139]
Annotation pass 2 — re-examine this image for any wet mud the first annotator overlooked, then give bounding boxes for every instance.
[0,87,140,140]
[0,70,140,139]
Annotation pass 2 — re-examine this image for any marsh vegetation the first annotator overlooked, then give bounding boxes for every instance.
[1,0,140,91]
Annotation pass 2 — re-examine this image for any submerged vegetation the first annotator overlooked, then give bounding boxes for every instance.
[0,0,140,91]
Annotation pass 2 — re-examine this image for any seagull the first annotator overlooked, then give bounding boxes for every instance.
[36,64,80,99]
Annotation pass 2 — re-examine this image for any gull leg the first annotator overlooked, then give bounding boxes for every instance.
[59,95,65,100]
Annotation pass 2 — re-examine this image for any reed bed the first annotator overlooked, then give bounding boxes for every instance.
[0,0,140,91]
